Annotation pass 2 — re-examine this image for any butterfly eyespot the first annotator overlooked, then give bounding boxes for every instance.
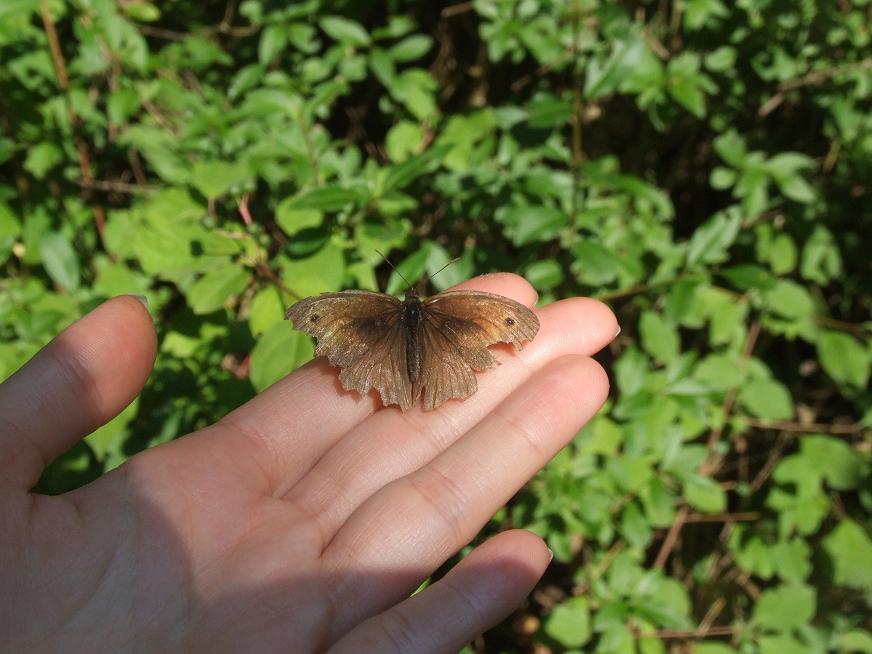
[310,314,320,323]
[505,317,515,326]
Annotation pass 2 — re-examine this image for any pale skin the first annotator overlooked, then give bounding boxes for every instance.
[0,274,617,653]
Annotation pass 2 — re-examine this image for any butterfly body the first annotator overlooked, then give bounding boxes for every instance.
[401,290,424,382]
[285,288,539,412]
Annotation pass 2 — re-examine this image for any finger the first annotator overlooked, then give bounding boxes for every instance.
[0,296,156,489]
[329,530,549,653]
[323,355,608,634]
[284,297,616,541]
[210,274,539,494]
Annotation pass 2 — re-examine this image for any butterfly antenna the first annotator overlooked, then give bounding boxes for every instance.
[426,256,461,285]
[375,249,413,290]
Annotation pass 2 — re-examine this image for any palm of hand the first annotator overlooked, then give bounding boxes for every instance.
[0,275,616,653]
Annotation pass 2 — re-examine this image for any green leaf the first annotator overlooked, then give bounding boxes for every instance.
[281,243,345,297]
[385,121,424,162]
[188,265,250,314]
[499,206,569,246]
[834,630,872,654]
[800,226,841,284]
[620,501,652,547]
[524,259,564,291]
[24,142,63,179]
[710,166,736,190]
[319,16,370,47]
[584,32,646,99]
[639,311,680,365]
[287,187,361,212]
[738,377,793,420]
[541,596,591,647]
[191,161,247,199]
[259,24,288,64]
[713,130,747,168]
[0,201,21,265]
[693,353,745,390]
[122,1,160,22]
[823,520,872,591]
[526,93,572,128]
[816,330,871,389]
[39,232,80,291]
[276,201,323,237]
[763,280,815,320]
[693,644,738,654]
[684,474,727,513]
[248,287,285,337]
[686,210,741,267]
[388,34,432,61]
[381,144,449,193]
[763,235,794,277]
[684,0,728,30]
[751,584,816,632]
[249,321,314,392]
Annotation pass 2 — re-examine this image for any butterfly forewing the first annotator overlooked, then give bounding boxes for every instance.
[422,291,540,350]
[285,291,416,410]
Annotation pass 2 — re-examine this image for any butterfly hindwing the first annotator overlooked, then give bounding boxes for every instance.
[411,290,540,410]
[285,291,415,410]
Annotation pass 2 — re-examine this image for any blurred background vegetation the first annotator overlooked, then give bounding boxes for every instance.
[1,0,871,652]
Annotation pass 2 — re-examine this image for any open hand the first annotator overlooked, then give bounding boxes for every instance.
[0,274,616,653]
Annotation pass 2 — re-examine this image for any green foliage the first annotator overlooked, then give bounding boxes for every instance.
[1,0,870,651]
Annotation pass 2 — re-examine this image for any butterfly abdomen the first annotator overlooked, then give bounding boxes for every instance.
[403,297,425,383]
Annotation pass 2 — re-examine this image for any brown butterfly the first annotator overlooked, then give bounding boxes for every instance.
[284,286,539,411]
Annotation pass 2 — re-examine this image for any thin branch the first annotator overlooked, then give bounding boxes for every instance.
[650,626,735,639]
[76,178,158,194]
[702,320,761,470]
[441,1,474,17]
[684,511,761,524]
[255,261,300,303]
[39,0,107,241]
[760,57,872,117]
[744,417,865,436]
[654,505,688,569]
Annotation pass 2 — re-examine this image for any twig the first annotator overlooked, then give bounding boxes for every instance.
[760,57,872,117]
[744,417,865,436]
[657,317,759,570]
[684,511,760,523]
[569,1,584,241]
[702,320,761,471]
[441,1,474,17]
[138,24,188,41]
[654,505,688,569]
[651,626,735,639]
[76,178,157,194]
[237,194,253,226]
[750,432,792,492]
[255,261,300,303]
[39,0,107,240]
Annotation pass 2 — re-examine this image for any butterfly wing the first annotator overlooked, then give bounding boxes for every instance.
[285,291,415,410]
[415,290,540,410]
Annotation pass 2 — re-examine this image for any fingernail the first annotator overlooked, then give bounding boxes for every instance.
[546,548,554,562]
[614,324,621,339]
[129,294,148,309]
